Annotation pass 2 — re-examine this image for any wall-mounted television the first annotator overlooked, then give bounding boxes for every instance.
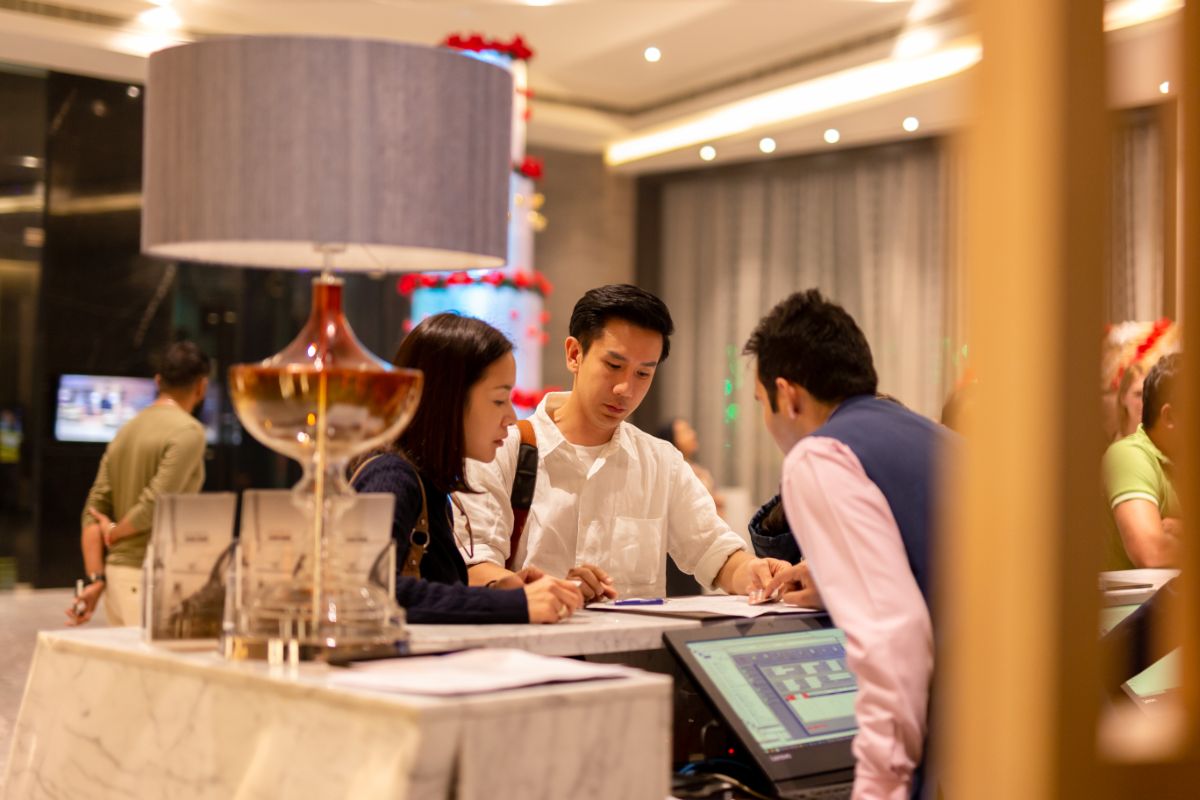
[54,374,221,444]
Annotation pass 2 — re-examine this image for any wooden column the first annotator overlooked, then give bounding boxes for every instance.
[939,0,1108,797]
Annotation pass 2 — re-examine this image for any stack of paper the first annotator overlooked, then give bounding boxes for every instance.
[328,648,639,695]
[589,594,820,619]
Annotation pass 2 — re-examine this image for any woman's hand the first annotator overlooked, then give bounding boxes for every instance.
[524,576,585,624]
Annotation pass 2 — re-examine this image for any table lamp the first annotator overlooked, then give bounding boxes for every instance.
[141,36,513,658]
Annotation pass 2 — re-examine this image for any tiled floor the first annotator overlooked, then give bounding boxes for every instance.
[0,587,111,777]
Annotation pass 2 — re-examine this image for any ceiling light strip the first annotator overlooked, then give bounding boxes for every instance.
[605,41,980,166]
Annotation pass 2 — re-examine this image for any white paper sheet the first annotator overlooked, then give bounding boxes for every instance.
[328,648,639,695]
[588,593,820,618]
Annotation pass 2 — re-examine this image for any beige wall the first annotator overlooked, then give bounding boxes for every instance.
[528,146,636,391]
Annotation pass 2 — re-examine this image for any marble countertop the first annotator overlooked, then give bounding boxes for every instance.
[407,607,702,656]
[27,627,670,710]
[4,628,673,799]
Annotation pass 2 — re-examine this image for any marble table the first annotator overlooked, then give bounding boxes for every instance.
[407,607,702,657]
[2,628,671,800]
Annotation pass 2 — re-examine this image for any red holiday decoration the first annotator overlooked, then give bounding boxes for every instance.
[1110,317,1174,390]
[511,386,560,409]
[396,269,555,298]
[515,155,543,180]
[397,274,419,296]
[441,33,536,61]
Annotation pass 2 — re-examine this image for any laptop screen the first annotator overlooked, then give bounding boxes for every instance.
[687,627,857,753]
[666,618,857,783]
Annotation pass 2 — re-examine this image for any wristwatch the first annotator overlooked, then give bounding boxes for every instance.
[83,572,106,586]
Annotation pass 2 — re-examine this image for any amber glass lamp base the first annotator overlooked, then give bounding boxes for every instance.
[226,274,422,660]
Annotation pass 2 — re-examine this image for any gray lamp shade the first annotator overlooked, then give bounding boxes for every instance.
[142,36,513,272]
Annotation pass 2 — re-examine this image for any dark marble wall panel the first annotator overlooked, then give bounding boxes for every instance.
[34,72,165,586]
[0,67,48,585]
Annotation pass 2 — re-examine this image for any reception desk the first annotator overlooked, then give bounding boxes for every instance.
[3,627,671,799]
[407,607,702,656]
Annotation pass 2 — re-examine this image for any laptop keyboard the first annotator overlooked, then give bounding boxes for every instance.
[778,781,853,800]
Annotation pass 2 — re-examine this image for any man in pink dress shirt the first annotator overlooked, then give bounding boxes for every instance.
[750,289,948,800]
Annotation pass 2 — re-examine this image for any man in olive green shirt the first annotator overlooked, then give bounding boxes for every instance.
[1102,353,1182,570]
[69,342,210,626]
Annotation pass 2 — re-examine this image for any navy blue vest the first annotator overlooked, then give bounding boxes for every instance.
[815,395,948,799]
[812,394,947,607]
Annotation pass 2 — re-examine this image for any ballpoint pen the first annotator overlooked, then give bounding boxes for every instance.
[613,598,665,606]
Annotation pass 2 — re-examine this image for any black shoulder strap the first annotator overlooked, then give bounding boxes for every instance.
[507,419,538,570]
[350,452,428,579]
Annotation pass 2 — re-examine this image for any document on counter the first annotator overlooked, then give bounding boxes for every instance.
[588,593,821,620]
[328,648,639,696]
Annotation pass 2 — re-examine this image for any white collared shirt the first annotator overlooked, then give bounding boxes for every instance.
[454,392,747,598]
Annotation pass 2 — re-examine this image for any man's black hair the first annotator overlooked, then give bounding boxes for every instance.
[568,284,674,362]
[1142,352,1181,430]
[158,341,211,390]
[742,289,878,410]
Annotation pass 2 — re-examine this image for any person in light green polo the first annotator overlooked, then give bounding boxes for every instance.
[1102,353,1182,570]
[68,342,211,627]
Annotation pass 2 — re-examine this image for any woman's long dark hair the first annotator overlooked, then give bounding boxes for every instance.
[349,313,513,495]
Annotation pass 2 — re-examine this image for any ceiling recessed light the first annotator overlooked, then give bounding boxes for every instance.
[1159,80,1171,94]
[127,85,141,98]
[644,46,662,63]
[699,145,716,161]
[606,42,981,167]
[19,156,40,168]
[759,137,777,154]
[138,4,182,29]
[823,129,841,144]
[902,116,920,132]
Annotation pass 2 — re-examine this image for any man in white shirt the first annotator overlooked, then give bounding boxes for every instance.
[455,284,787,600]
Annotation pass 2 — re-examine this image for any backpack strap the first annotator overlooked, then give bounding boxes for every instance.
[350,452,429,580]
[507,419,538,570]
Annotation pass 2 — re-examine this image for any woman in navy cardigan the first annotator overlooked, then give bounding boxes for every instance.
[349,313,583,624]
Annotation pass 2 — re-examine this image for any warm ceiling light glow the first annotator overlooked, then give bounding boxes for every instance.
[644,46,662,63]
[1159,81,1171,94]
[902,116,920,132]
[138,4,182,29]
[1104,0,1182,31]
[759,137,777,154]
[606,40,981,166]
[823,129,841,144]
[894,28,940,59]
[111,30,188,55]
[699,145,716,161]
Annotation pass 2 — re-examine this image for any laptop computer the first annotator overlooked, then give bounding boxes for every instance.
[665,616,857,799]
